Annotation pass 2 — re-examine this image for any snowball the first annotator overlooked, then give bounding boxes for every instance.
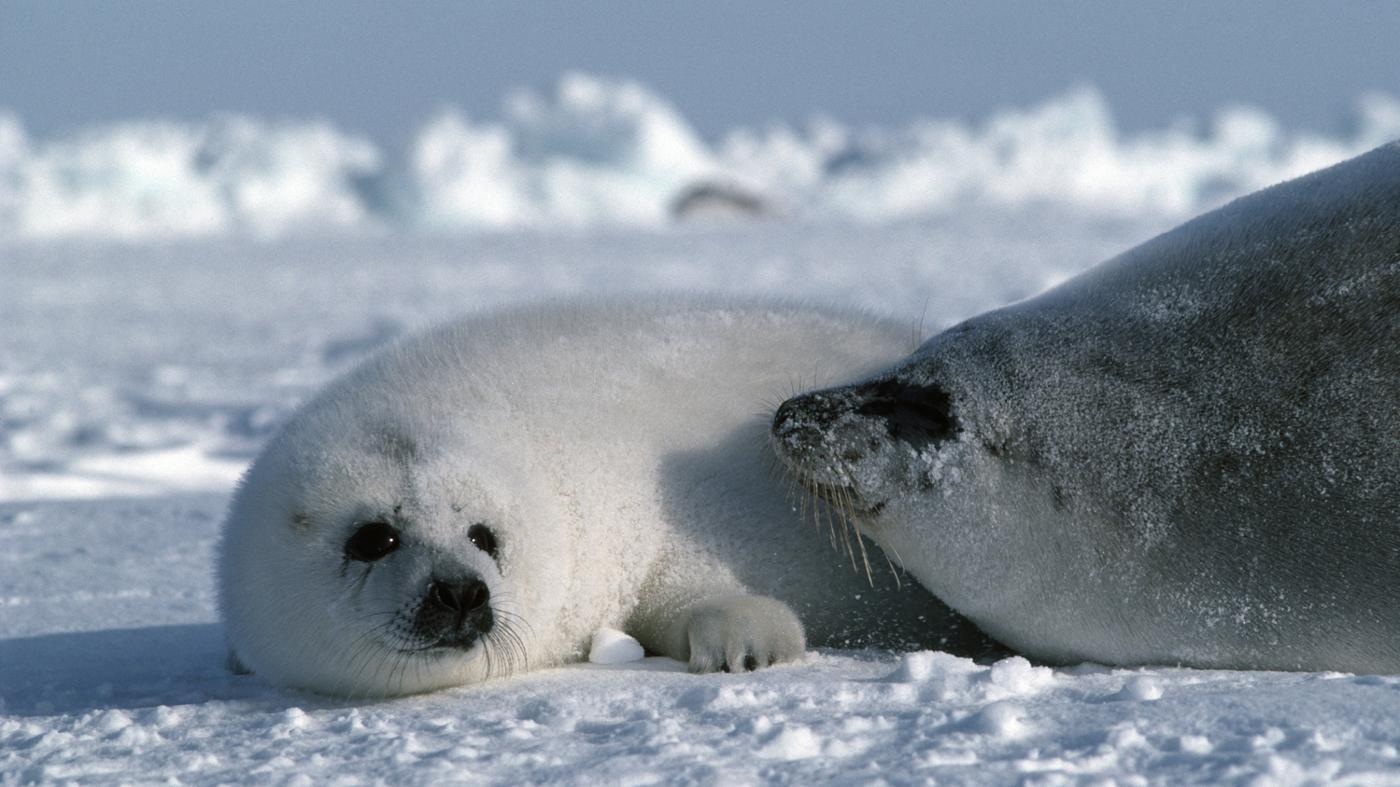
[988,656,1055,694]
[588,628,645,664]
[886,650,978,683]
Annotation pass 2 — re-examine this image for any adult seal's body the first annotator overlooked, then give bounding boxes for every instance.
[772,142,1400,673]
[219,297,992,697]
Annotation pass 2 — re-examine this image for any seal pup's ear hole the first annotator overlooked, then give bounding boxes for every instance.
[291,512,311,531]
[467,523,499,560]
[345,521,401,562]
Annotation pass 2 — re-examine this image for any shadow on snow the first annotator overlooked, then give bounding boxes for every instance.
[0,623,266,716]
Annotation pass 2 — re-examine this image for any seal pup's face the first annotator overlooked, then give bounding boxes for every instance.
[219,417,568,697]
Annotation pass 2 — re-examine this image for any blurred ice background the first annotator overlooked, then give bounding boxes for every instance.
[2,75,1398,241]
[3,1,1399,242]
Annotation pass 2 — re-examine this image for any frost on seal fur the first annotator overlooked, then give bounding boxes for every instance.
[774,141,1400,673]
[218,297,997,697]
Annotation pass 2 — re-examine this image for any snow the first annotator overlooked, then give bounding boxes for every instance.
[4,89,1400,782]
[6,493,1400,784]
[588,629,646,666]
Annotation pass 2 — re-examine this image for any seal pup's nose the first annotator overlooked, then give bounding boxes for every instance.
[428,577,491,614]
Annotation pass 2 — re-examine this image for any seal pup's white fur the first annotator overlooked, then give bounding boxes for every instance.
[773,142,1400,673]
[219,297,987,697]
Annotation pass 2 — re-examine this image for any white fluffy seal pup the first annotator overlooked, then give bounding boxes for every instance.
[219,297,996,697]
[773,142,1400,673]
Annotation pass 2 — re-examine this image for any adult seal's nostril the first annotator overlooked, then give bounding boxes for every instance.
[771,390,853,445]
[770,397,801,436]
[770,393,820,438]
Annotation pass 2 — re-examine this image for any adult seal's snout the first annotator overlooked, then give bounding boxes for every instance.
[771,388,873,482]
[773,378,960,483]
[771,390,845,449]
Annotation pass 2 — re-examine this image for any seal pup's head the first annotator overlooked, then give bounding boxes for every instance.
[219,377,571,698]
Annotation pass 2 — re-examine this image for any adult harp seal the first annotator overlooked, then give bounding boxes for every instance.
[774,143,1400,673]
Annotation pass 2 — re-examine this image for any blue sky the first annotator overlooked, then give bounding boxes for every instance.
[3,1,1398,143]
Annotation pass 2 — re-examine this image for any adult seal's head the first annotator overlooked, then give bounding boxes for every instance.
[773,142,1400,673]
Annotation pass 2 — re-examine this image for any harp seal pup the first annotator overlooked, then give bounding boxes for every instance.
[219,297,993,697]
[773,142,1400,673]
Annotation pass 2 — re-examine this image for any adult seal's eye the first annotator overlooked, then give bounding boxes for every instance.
[468,523,498,559]
[345,521,400,562]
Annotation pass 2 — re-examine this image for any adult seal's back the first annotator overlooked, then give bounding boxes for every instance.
[772,142,1400,673]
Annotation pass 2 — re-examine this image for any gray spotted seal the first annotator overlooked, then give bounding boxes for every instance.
[772,142,1400,673]
[219,297,996,697]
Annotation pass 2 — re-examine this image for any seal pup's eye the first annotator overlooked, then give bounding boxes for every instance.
[467,523,498,559]
[345,521,400,562]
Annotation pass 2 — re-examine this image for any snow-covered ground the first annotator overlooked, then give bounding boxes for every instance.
[4,80,1400,783]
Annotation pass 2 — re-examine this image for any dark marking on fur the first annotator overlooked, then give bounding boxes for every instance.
[854,379,959,448]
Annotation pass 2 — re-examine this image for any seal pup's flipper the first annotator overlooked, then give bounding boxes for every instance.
[650,595,806,673]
